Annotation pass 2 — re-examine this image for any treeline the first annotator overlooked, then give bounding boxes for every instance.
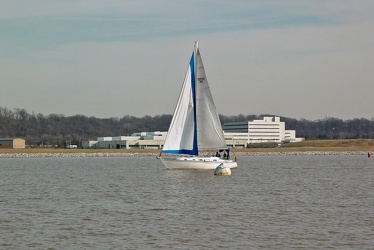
[0,107,172,147]
[0,107,373,146]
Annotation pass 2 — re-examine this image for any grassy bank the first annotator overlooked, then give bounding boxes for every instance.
[1,139,373,155]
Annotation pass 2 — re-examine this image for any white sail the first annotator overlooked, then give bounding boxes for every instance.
[162,42,226,155]
[162,54,197,155]
[194,46,226,150]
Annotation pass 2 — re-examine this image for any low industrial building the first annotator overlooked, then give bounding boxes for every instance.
[0,138,26,149]
[82,116,303,149]
[82,132,167,149]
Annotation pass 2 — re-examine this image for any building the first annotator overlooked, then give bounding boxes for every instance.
[82,117,303,149]
[82,132,167,149]
[0,138,26,149]
[249,116,285,143]
[223,116,303,144]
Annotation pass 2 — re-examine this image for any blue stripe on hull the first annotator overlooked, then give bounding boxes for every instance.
[162,149,198,155]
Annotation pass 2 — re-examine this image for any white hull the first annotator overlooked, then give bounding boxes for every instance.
[160,156,238,170]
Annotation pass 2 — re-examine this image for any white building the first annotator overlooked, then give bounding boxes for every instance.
[248,116,285,143]
[223,116,303,145]
[82,131,167,149]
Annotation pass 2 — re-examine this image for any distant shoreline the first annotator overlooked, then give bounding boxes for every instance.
[0,152,370,158]
[0,148,372,158]
[1,139,373,158]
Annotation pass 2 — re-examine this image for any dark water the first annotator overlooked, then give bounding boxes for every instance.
[0,155,373,249]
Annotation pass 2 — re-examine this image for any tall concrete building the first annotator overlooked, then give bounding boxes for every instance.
[223,116,302,144]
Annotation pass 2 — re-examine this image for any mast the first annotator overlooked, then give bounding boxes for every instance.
[192,41,198,153]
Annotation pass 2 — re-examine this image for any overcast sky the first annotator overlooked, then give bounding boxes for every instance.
[1,1,373,120]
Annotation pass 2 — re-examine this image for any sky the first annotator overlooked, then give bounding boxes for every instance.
[1,0,373,120]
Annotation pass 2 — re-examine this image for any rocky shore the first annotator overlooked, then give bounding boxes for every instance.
[0,152,157,158]
[0,151,370,158]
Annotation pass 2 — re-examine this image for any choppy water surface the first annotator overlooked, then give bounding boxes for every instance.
[0,155,373,249]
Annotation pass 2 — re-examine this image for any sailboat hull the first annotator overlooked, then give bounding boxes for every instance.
[160,156,238,170]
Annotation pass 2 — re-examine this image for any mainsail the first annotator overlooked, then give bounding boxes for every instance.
[162,42,226,155]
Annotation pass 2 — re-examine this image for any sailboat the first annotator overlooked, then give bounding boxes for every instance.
[159,42,238,170]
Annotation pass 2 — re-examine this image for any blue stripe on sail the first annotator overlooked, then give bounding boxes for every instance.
[190,51,198,156]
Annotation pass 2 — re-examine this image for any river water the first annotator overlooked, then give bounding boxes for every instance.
[0,155,373,249]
